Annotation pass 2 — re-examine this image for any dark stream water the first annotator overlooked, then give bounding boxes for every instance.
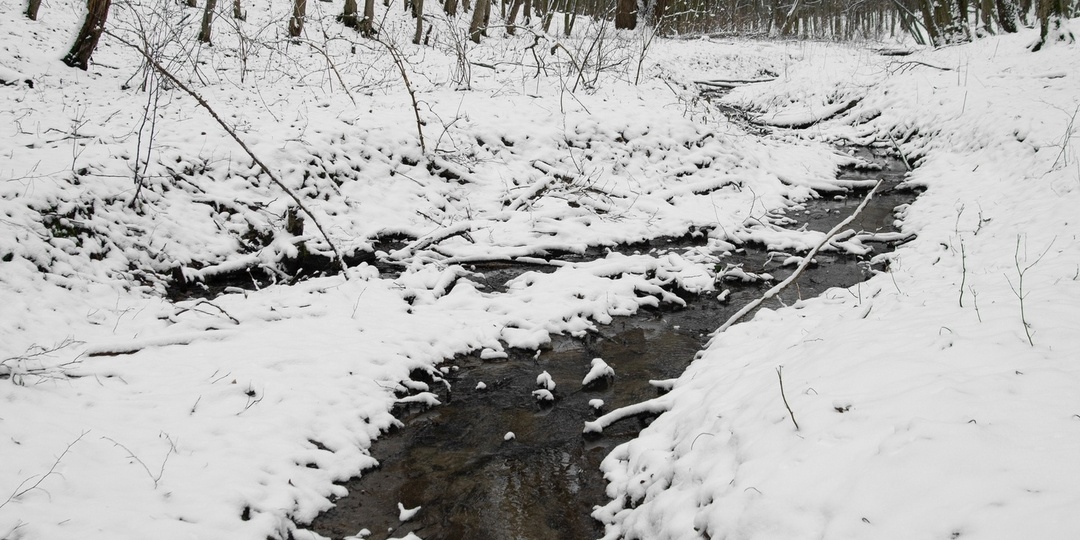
[308,148,916,540]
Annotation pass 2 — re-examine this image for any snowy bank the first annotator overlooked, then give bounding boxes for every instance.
[596,23,1080,540]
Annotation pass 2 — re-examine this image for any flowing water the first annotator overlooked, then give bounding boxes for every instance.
[308,147,917,540]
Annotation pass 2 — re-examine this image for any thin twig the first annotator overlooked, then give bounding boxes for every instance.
[0,431,88,509]
[101,435,172,489]
[776,366,799,431]
[1005,235,1056,347]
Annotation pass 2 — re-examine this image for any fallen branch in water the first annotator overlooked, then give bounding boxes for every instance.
[714,180,883,334]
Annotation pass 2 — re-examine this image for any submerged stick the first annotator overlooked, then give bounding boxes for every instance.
[714,180,883,334]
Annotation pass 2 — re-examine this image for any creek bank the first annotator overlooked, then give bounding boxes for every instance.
[306,147,917,540]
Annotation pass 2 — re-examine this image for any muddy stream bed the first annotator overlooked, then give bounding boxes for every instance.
[308,148,917,540]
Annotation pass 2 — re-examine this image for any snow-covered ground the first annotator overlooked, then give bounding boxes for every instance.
[597,26,1080,540]
[1,0,1078,537]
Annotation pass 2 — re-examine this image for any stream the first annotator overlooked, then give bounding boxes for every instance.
[308,147,917,540]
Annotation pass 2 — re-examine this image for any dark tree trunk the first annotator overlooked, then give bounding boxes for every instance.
[63,0,111,70]
[1030,0,1074,49]
[652,0,669,25]
[233,0,245,19]
[26,0,42,20]
[412,0,424,43]
[468,0,488,42]
[288,0,307,37]
[614,0,636,28]
[341,0,358,27]
[506,0,522,33]
[198,0,218,43]
[979,0,995,33]
[1018,0,1031,25]
[956,0,969,37]
[918,0,941,44]
[931,0,955,41]
[186,0,196,7]
[995,0,1017,31]
[360,0,375,35]
[444,0,458,15]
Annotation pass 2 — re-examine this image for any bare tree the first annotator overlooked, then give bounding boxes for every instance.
[63,0,112,70]
[412,0,424,43]
[288,0,307,37]
[341,0,359,27]
[26,0,42,20]
[468,0,489,41]
[505,0,523,33]
[614,0,635,28]
[361,0,375,34]
[198,0,218,43]
[1029,0,1074,50]
[995,0,1018,32]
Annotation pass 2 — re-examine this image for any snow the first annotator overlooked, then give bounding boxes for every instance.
[536,371,556,391]
[396,503,420,522]
[532,389,555,402]
[1,0,1078,537]
[595,21,1080,540]
[582,357,615,387]
[504,432,516,441]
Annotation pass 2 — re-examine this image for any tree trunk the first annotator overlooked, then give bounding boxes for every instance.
[979,0,995,32]
[412,0,424,43]
[483,0,491,34]
[233,0,245,19]
[63,0,111,70]
[918,0,941,44]
[186,0,196,7]
[995,0,1018,31]
[931,0,955,42]
[1018,0,1031,25]
[26,0,42,20]
[956,0,971,38]
[1030,0,1075,49]
[341,0,358,27]
[360,0,375,35]
[288,0,307,37]
[652,0,669,27]
[444,0,459,15]
[506,0,522,33]
[198,0,218,43]
[468,0,488,42]
[614,0,636,29]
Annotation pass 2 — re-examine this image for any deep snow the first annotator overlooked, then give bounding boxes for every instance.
[1,0,1078,538]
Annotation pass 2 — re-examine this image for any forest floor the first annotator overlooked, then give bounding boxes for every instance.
[1,1,1079,538]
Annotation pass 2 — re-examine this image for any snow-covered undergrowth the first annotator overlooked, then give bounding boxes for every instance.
[5,0,1074,535]
[1,1,875,538]
[596,23,1080,540]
